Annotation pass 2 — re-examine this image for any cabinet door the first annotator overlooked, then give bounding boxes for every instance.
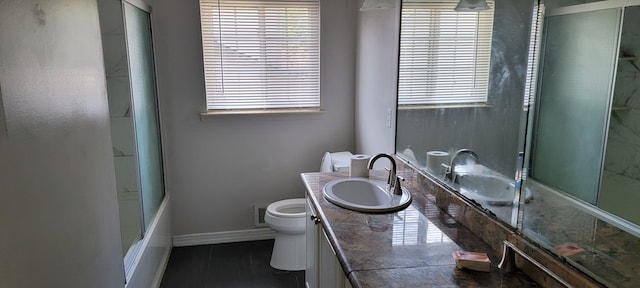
[306,197,319,288]
[320,229,346,288]
[306,195,350,288]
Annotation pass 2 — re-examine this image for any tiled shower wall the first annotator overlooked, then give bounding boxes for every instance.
[98,0,142,255]
[601,6,640,226]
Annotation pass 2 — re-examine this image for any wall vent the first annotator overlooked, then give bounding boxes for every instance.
[254,204,268,227]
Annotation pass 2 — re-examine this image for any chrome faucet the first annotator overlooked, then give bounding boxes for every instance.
[444,149,479,182]
[368,153,403,195]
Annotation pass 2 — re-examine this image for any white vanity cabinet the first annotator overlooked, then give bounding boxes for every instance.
[306,197,319,288]
[306,197,352,288]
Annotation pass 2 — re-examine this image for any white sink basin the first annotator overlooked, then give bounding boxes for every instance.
[457,174,533,206]
[322,178,412,213]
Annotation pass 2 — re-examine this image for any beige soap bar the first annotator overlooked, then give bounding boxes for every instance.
[453,251,491,272]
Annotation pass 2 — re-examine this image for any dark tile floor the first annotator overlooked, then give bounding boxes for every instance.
[160,239,305,288]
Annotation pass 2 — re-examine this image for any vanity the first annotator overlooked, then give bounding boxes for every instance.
[302,168,538,288]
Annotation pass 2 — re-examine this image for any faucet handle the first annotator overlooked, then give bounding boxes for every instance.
[392,175,404,195]
[384,167,394,185]
[441,163,452,178]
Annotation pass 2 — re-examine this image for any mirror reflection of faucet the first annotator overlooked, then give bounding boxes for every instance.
[443,149,479,182]
[438,149,534,206]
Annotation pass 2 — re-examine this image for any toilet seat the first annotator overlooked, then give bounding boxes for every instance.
[266,198,306,218]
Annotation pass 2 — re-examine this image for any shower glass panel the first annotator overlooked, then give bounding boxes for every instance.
[531,8,620,204]
[124,2,165,229]
[600,6,640,226]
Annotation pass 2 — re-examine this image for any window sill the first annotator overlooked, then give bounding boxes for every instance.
[398,103,492,110]
[200,108,323,116]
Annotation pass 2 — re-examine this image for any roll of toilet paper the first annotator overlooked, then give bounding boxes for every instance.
[426,151,450,175]
[350,154,371,178]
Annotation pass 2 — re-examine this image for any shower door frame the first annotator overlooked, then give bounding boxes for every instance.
[121,0,169,278]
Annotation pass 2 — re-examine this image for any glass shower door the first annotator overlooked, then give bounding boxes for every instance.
[531,8,621,205]
[124,2,165,229]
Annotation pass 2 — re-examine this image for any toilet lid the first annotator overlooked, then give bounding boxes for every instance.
[320,152,332,172]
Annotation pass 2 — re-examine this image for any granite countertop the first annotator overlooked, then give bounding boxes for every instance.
[521,180,640,287]
[302,171,539,288]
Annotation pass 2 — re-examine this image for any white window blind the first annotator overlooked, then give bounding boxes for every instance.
[200,0,320,111]
[398,0,494,106]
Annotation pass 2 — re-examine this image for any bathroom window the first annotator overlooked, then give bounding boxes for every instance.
[398,0,494,106]
[199,0,320,113]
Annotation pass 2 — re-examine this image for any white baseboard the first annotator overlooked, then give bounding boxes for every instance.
[173,228,276,247]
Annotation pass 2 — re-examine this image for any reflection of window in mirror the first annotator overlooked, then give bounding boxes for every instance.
[398,0,494,107]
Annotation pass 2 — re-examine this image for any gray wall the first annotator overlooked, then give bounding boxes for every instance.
[396,0,533,177]
[152,0,358,236]
[0,0,125,287]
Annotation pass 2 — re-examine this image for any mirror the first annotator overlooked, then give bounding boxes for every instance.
[520,1,640,286]
[395,0,534,225]
[396,0,640,285]
[526,1,640,226]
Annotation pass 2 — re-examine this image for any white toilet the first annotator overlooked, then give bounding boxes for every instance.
[265,198,307,271]
[265,151,354,271]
